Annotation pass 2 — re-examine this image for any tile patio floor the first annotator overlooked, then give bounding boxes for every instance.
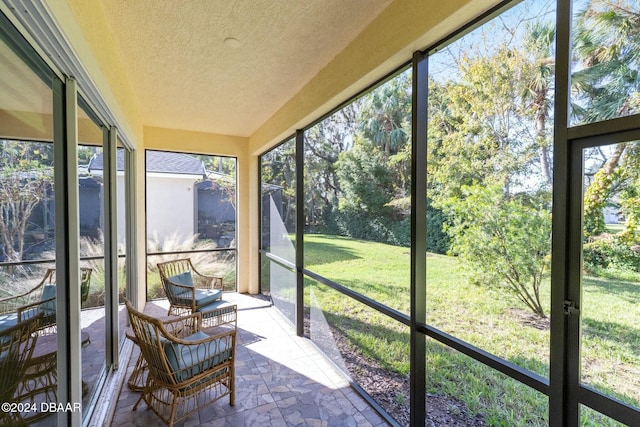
[110,293,391,427]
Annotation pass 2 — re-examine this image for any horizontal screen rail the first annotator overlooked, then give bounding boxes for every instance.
[302,268,410,326]
[147,248,235,257]
[417,322,549,395]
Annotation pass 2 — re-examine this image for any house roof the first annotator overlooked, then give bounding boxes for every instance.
[88,150,206,176]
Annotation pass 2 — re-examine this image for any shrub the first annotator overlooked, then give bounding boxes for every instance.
[583,234,640,273]
[427,200,450,254]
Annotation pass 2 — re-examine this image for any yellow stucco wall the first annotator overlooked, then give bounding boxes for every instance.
[48,0,143,145]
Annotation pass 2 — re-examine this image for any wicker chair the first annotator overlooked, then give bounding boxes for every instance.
[0,269,56,316]
[157,258,224,317]
[125,300,235,427]
[0,314,41,426]
[0,268,92,335]
[0,269,56,335]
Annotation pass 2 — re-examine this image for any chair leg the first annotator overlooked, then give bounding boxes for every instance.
[230,371,235,406]
[132,393,145,411]
[168,392,179,427]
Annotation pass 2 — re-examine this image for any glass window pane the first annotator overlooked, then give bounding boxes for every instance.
[580,141,640,412]
[303,69,412,314]
[0,32,53,142]
[117,145,128,348]
[261,139,296,260]
[571,0,640,126]
[426,0,555,378]
[0,19,57,423]
[78,100,106,411]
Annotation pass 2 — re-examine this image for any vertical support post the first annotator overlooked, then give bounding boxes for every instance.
[125,148,138,307]
[55,76,82,426]
[104,127,119,368]
[550,0,577,425]
[295,129,305,336]
[411,51,428,426]
[257,154,264,293]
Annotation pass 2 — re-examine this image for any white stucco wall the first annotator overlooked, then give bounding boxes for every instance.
[146,173,199,245]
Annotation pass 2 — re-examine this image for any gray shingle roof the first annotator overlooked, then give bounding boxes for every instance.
[89,150,206,176]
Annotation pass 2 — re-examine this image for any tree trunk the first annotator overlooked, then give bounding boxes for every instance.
[583,143,626,236]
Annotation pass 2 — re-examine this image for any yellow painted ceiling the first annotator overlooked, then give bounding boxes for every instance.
[98,0,393,137]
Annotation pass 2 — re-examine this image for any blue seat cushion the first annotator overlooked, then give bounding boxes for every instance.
[0,313,19,333]
[163,331,231,382]
[175,288,222,308]
[196,299,230,315]
[39,284,56,315]
[166,271,194,297]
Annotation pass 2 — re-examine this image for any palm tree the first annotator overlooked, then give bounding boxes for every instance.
[572,0,640,236]
[572,0,640,122]
[524,22,556,188]
[359,72,411,157]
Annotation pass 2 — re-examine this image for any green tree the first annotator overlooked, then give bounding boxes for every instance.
[261,141,296,230]
[359,71,411,157]
[304,105,358,230]
[444,184,551,317]
[523,22,555,187]
[428,26,555,316]
[0,140,53,264]
[335,138,409,245]
[573,0,640,122]
[573,1,640,237]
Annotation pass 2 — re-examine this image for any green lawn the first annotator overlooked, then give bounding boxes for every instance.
[303,234,639,426]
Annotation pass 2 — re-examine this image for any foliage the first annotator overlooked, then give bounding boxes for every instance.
[583,234,640,273]
[146,231,235,298]
[301,70,414,241]
[573,1,640,237]
[427,28,555,316]
[261,139,296,231]
[334,138,410,246]
[304,234,639,425]
[573,0,640,122]
[0,140,53,265]
[359,71,411,157]
[426,199,450,254]
[442,184,551,317]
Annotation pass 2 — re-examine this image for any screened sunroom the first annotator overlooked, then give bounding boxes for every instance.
[0,0,639,426]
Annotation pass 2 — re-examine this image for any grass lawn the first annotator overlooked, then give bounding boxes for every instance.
[303,234,639,426]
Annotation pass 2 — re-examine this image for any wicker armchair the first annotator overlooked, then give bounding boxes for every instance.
[0,269,56,335]
[0,269,56,316]
[0,268,92,335]
[0,314,41,426]
[125,300,235,427]
[157,258,223,317]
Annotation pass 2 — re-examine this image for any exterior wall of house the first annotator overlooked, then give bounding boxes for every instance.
[146,173,198,243]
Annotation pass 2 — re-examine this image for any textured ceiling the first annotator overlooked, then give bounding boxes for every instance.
[98,0,393,137]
